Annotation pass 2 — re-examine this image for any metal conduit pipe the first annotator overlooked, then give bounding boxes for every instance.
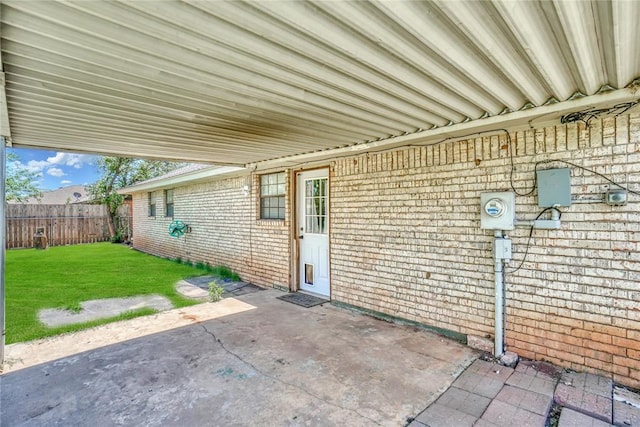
[0,138,6,365]
[494,230,505,357]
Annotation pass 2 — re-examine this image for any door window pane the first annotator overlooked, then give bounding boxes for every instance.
[304,178,328,234]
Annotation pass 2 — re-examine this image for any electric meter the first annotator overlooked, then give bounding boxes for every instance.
[484,198,506,217]
[480,192,515,230]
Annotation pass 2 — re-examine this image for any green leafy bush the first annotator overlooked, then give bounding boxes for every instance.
[208,281,225,302]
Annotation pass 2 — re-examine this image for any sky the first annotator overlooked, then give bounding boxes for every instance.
[8,147,101,191]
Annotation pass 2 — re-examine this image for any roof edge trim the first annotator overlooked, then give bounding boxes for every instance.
[118,166,249,194]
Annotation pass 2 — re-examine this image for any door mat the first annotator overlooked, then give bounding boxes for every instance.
[276,293,329,308]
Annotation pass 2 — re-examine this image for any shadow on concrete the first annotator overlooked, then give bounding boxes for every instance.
[1,289,478,426]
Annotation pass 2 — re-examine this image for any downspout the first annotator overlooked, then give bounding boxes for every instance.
[0,138,6,365]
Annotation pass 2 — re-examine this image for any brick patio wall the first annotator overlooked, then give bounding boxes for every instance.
[131,172,291,289]
[330,113,640,388]
[129,114,639,387]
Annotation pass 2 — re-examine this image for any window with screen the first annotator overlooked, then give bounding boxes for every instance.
[165,189,174,218]
[148,192,157,217]
[260,172,285,220]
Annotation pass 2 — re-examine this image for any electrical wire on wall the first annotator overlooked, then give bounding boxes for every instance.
[504,125,640,196]
[560,100,640,127]
[507,207,562,273]
[504,124,639,273]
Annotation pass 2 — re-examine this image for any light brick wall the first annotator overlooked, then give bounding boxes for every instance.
[330,113,640,387]
[129,114,640,387]
[131,171,291,288]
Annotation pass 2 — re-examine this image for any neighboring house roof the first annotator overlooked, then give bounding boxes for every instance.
[9,185,92,205]
[118,164,247,194]
[1,2,639,166]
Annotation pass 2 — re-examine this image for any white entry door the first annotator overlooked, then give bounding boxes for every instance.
[297,169,330,297]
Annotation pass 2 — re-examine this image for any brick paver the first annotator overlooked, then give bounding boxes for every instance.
[478,399,547,427]
[506,372,557,397]
[558,408,613,427]
[555,384,613,422]
[414,402,477,427]
[494,385,553,416]
[466,359,515,382]
[452,360,513,399]
[506,360,559,397]
[563,371,613,397]
[435,386,491,417]
[414,357,640,427]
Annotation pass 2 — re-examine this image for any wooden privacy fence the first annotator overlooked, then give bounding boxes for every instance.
[6,204,131,249]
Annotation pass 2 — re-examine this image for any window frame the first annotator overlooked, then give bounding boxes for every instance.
[165,189,174,218]
[148,191,157,217]
[259,172,286,220]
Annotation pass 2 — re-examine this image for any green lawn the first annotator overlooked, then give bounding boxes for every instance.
[6,243,207,344]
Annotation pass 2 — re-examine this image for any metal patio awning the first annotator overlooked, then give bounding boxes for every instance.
[0,1,639,166]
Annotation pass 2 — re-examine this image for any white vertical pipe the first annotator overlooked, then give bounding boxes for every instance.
[0,138,6,365]
[494,230,505,357]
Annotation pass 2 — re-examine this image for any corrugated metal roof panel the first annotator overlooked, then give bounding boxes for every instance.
[1,0,638,165]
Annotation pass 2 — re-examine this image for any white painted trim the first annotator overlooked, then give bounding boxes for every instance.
[118,166,248,194]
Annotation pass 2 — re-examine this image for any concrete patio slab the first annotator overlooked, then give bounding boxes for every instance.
[4,297,257,373]
[1,289,478,426]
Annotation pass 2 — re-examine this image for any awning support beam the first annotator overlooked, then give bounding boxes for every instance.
[0,137,6,366]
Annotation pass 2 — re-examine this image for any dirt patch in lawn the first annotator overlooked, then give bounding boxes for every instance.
[38,295,173,327]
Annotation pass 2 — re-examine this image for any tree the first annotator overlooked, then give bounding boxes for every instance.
[88,157,185,239]
[5,151,41,202]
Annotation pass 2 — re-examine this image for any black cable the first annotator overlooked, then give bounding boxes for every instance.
[508,207,562,273]
[506,129,640,197]
[503,129,538,196]
[560,100,640,126]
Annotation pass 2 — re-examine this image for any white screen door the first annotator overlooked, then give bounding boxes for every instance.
[297,169,330,297]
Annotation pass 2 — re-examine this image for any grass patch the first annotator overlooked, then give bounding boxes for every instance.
[173,258,241,282]
[6,243,208,344]
[63,302,82,314]
[207,265,241,282]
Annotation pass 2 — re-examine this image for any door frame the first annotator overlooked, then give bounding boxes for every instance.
[291,166,331,298]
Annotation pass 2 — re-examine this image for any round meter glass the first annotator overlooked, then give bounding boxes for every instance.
[484,198,506,217]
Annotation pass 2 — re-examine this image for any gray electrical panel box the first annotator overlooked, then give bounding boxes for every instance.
[537,168,571,207]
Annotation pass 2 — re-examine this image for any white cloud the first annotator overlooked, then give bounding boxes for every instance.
[15,151,96,180]
[47,167,66,177]
[60,180,72,185]
[26,160,50,174]
[47,152,96,169]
